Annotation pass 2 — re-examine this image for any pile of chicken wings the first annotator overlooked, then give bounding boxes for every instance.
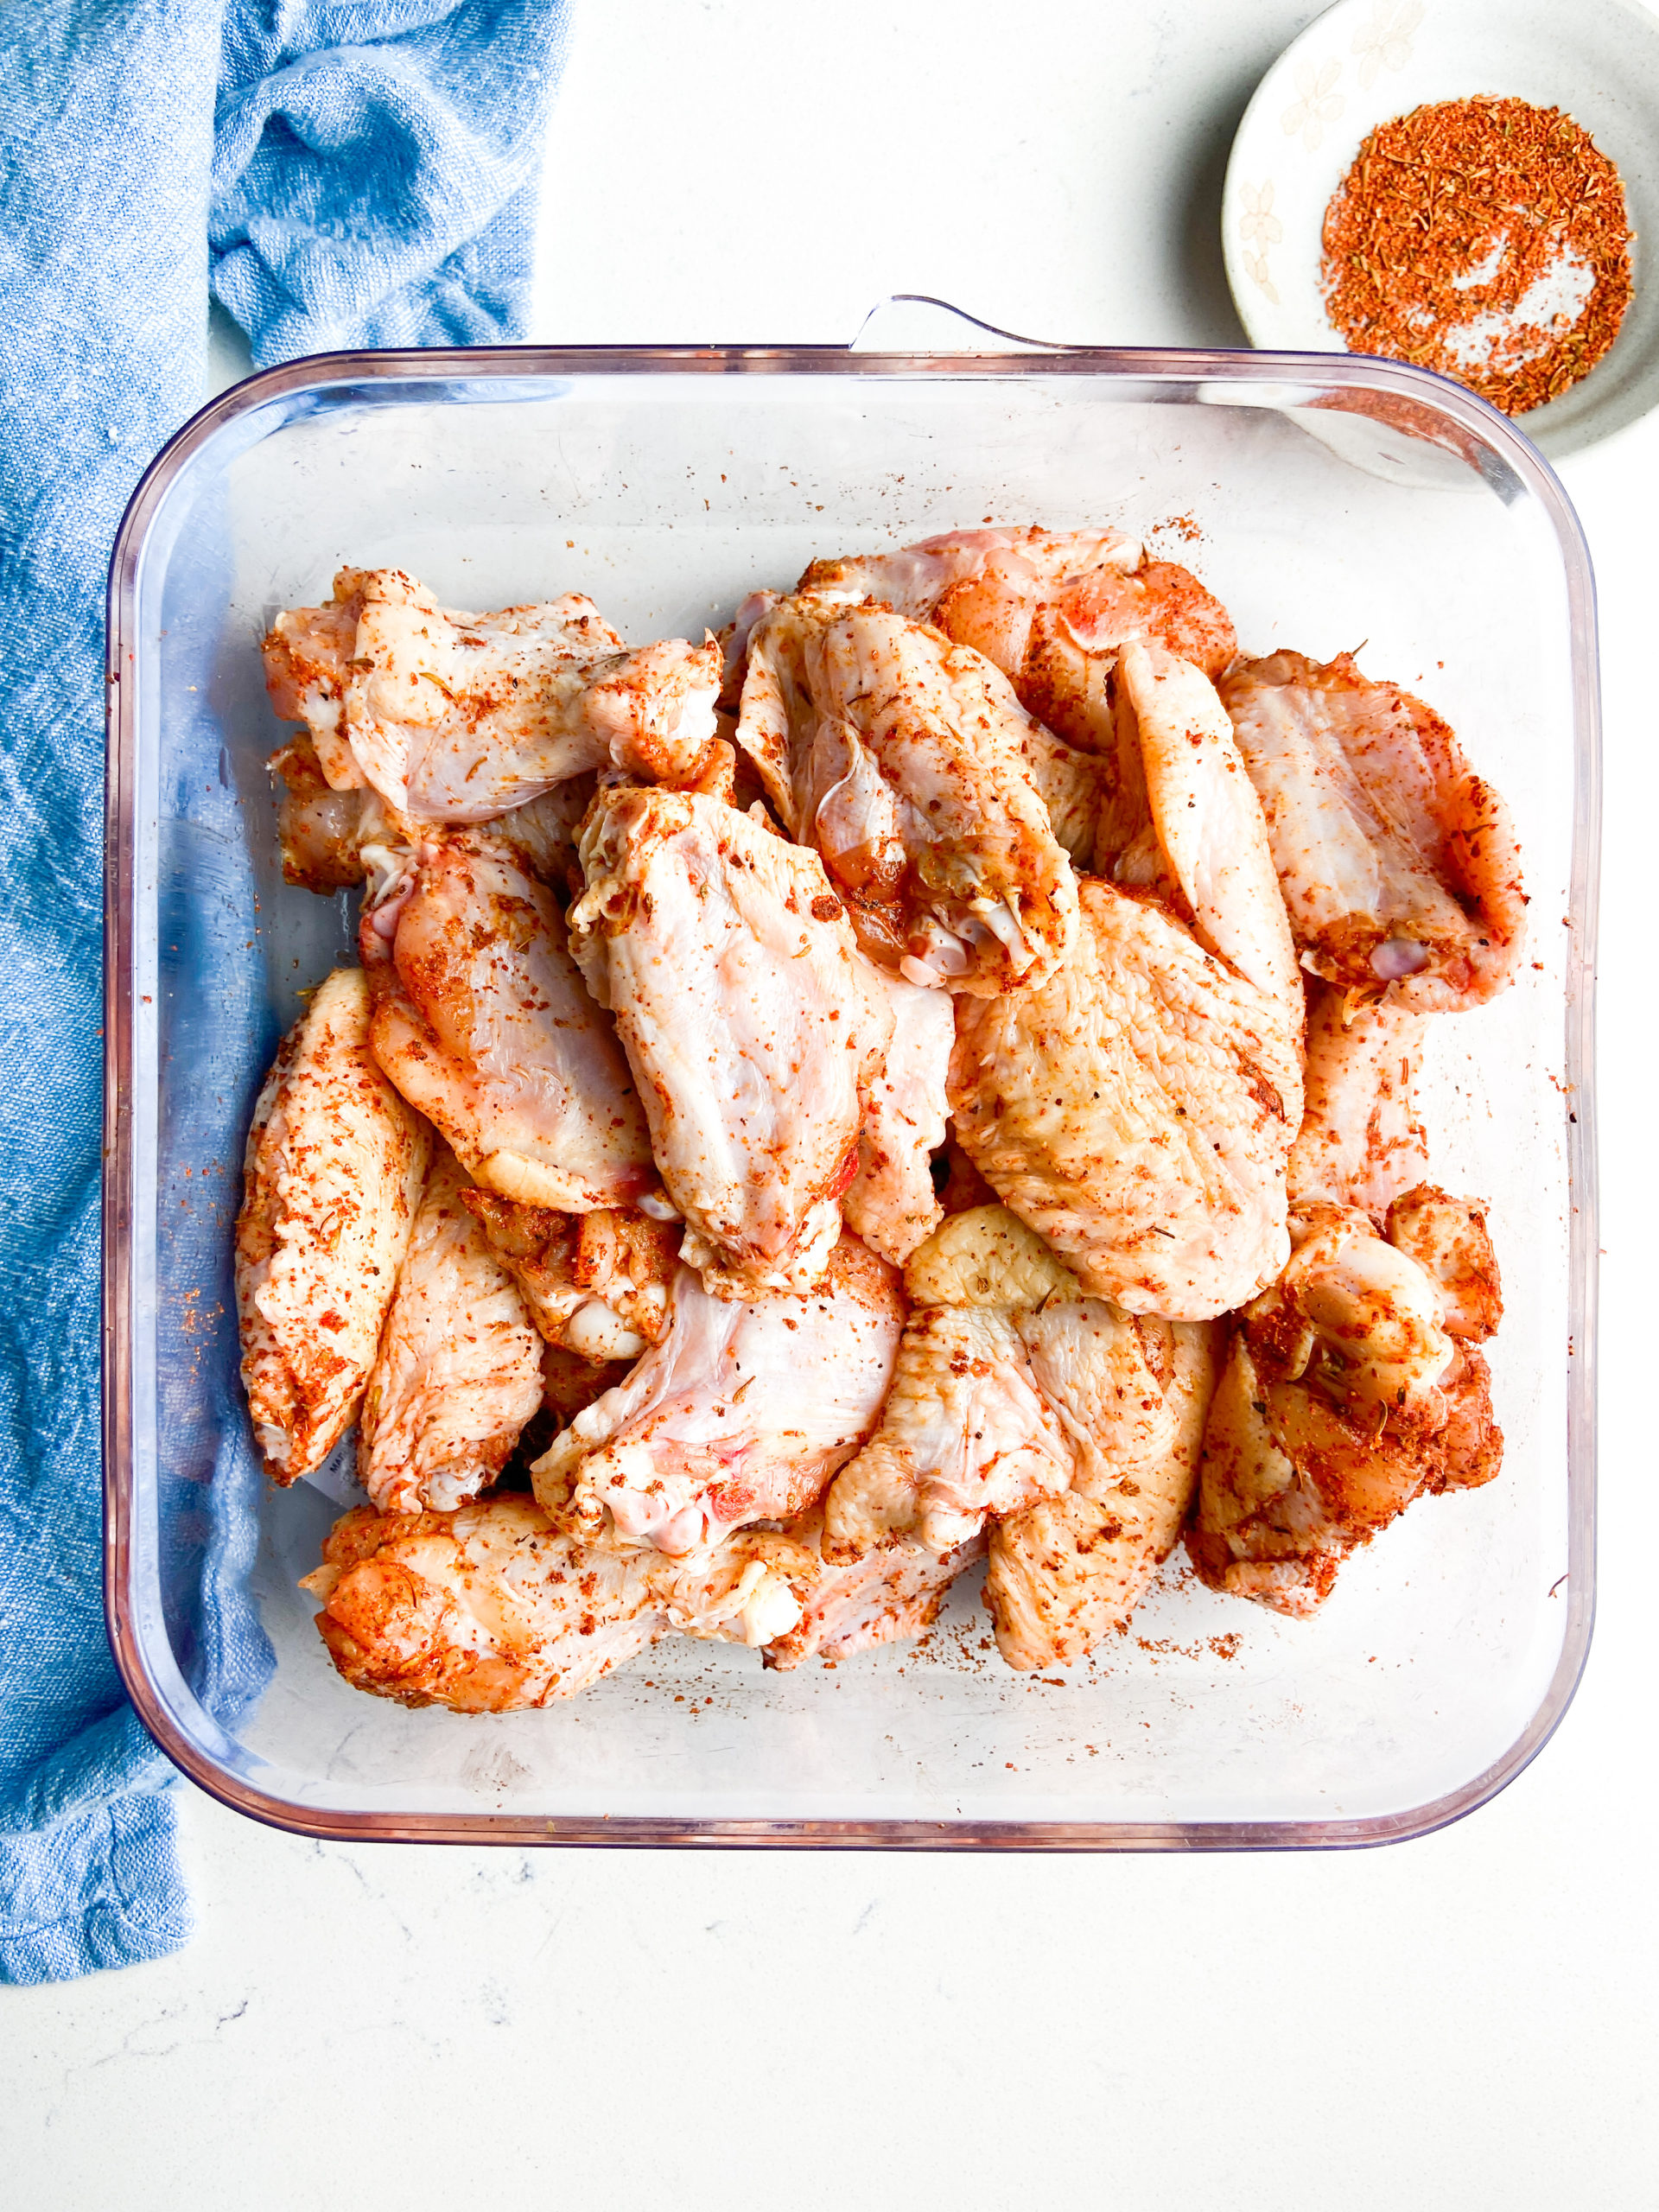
[236,530,1522,1713]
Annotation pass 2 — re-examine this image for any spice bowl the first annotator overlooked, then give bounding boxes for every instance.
[1223,0,1659,460]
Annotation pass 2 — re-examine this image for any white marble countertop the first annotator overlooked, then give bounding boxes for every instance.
[10,4,1656,2204]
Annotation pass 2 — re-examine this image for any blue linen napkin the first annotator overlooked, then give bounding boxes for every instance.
[0,0,570,1986]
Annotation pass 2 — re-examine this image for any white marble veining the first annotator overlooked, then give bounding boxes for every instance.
[8,4,1659,2203]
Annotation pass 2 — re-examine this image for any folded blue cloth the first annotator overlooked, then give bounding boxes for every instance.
[0,0,571,1986]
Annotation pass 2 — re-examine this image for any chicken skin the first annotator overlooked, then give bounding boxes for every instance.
[459,1194,681,1360]
[534,1235,905,1557]
[733,594,1079,994]
[823,1207,1079,1560]
[798,524,1236,752]
[1188,1193,1503,1616]
[950,883,1302,1320]
[264,567,720,820]
[1384,1184,1504,1343]
[762,1508,986,1670]
[1218,652,1525,1010]
[364,829,658,1213]
[824,1204,1217,1664]
[268,730,600,906]
[985,1313,1217,1671]
[1288,980,1430,1218]
[571,785,893,1296]
[1019,721,1103,866]
[355,1147,545,1515]
[949,644,1303,1319]
[305,1496,817,1711]
[798,524,1138,631]
[841,963,954,1268]
[489,774,597,900]
[235,968,430,1483]
[268,737,374,892]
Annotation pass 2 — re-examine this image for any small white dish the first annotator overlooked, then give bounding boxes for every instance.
[1223,0,1659,458]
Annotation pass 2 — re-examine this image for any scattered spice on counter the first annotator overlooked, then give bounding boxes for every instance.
[1320,96,1632,416]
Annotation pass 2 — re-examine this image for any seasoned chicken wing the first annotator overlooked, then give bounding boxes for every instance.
[1117,641,1302,1006]
[842,963,954,1268]
[235,968,430,1482]
[305,1496,817,1711]
[538,1338,634,1428]
[1019,721,1102,866]
[1288,980,1430,1217]
[365,829,658,1214]
[823,1207,1080,1560]
[1187,1196,1503,1616]
[357,1147,544,1514]
[950,646,1303,1319]
[799,524,1139,629]
[762,1508,986,1670]
[459,1192,680,1359]
[734,594,1079,994]
[798,532,1235,883]
[571,785,893,1296]
[950,880,1302,1319]
[798,525,1236,747]
[268,736,595,907]
[1218,651,1525,1010]
[269,737,373,892]
[825,1203,1218,1666]
[534,1235,905,1556]
[985,1315,1217,1671]
[489,773,597,899]
[264,567,720,820]
[1385,1184,1503,1343]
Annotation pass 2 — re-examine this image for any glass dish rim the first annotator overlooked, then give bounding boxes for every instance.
[103,338,1600,1852]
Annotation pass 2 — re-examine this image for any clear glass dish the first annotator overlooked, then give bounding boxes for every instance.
[104,327,1599,1849]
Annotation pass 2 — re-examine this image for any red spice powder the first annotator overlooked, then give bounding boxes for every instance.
[1320,97,1632,416]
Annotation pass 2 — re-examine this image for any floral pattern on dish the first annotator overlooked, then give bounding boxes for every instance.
[1281,57,1344,153]
[1238,181,1284,304]
[1352,0,1424,90]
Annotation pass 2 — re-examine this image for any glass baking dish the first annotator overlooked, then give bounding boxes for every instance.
[104,326,1599,1849]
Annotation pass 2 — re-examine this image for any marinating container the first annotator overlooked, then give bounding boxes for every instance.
[104,311,1599,1847]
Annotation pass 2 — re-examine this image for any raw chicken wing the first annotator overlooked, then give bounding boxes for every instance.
[842,963,954,1267]
[534,1235,905,1556]
[798,525,1236,752]
[460,1193,680,1359]
[264,567,720,820]
[1218,651,1525,1009]
[984,1313,1218,1671]
[798,525,1139,628]
[1116,641,1302,1006]
[365,829,658,1213]
[823,1207,1081,1559]
[269,738,372,892]
[571,785,893,1296]
[1288,980,1430,1217]
[950,882,1302,1319]
[1187,1196,1503,1616]
[356,1147,544,1514]
[762,1509,986,1670]
[305,1496,817,1711]
[235,968,429,1482]
[949,645,1303,1319]
[734,594,1079,994]
[1384,1184,1503,1343]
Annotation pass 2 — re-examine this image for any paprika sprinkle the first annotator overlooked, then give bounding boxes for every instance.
[1320,97,1632,416]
